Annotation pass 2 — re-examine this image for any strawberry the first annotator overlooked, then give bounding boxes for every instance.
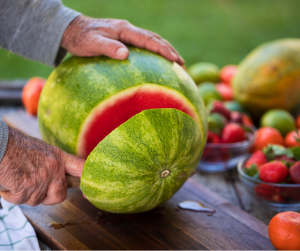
[210,101,231,120]
[259,161,288,183]
[274,155,296,166]
[289,161,300,184]
[206,131,220,144]
[254,184,276,201]
[221,123,246,143]
[245,150,267,170]
[230,111,244,125]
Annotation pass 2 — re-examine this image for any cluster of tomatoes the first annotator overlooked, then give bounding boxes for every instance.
[206,100,253,144]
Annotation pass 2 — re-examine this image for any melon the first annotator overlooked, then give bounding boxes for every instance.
[38,47,208,213]
[233,38,300,118]
[38,47,207,158]
[81,108,202,213]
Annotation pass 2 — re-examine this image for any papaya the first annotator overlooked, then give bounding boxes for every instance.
[232,38,300,118]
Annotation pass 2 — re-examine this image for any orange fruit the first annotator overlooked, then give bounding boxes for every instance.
[22,77,46,116]
[296,114,300,128]
[251,127,284,152]
[268,211,300,250]
[285,129,300,147]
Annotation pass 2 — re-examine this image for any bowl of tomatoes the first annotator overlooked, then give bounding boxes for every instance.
[238,144,300,212]
[198,101,255,172]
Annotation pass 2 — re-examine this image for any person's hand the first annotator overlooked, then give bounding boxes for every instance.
[0,127,85,206]
[61,15,184,65]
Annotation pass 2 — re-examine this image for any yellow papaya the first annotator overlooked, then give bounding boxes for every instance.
[232,38,300,118]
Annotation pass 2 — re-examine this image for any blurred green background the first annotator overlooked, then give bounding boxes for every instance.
[1,0,300,79]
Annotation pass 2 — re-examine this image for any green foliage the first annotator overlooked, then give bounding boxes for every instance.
[1,0,300,79]
[263,144,294,160]
[244,164,258,177]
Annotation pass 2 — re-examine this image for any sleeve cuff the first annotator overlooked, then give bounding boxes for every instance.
[0,120,9,164]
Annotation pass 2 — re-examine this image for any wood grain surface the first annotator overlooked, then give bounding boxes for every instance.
[2,110,275,250]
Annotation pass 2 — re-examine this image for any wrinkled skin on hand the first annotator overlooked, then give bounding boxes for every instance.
[61,15,184,65]
[0,127,85,206]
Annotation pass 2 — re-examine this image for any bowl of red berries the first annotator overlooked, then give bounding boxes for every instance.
[238,144,300,212]
[198,101,255,172]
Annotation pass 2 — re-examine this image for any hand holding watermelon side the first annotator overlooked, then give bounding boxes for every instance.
[61,15,184,65]
[0,127,85,206]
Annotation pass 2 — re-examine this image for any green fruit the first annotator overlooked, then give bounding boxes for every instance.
[233,39,300,118]
[188,62,220,84]
[81,108,203,213]
[260,109,295,136]
[224,101,250,115]
[207,113,226,134]
[198,82,222,106]
[38,47,207,158]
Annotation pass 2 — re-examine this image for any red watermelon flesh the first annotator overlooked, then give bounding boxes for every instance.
[77,84,199,158]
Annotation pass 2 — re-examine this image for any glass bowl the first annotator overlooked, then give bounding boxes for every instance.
[238,157,300,212]
[197,131,255,173]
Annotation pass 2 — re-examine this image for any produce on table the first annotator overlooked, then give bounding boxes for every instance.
[207,131,220,144]
[188,62,219,84]
[38,47,208,213]
[233,38,300,118]
[245,150,267,170]
[259,161,288,183]
[251,127,284,152]
[198,82,222,105]
[243,144,300,204]
[81,108,203,213]
[207,113,227,134]
[296,114,300,128]
[215,83,233,101]
[224,100,250,115]
[268,211,300,250]
[22,77,46,116]
[222,123,246,143]
[285,129,300,147]
[39,47,207,158]
[260,109,295,136]
[219,65,238,85]
[209,100,231,120]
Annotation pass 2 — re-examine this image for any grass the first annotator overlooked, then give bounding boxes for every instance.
[1,0,300,79]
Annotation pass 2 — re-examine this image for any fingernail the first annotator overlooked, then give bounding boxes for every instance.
[116,48,128,59]
[179,56,185,64]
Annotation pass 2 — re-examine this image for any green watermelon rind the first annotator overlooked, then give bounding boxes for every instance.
[38,47,207,155]
[81,108,203,213]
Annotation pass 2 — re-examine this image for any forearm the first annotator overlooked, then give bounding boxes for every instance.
[0,0,80,66]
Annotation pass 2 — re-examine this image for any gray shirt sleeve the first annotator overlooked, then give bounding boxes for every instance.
[0,121,8,164]
[0,0,81,66]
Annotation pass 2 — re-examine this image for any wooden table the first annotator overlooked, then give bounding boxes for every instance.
[0,81,276,249]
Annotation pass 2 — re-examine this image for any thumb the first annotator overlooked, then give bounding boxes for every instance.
[63,152,85,177]
[87,35,129,60]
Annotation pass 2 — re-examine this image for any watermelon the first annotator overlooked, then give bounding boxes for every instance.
[38,47,207,158]
[81,108,203,213]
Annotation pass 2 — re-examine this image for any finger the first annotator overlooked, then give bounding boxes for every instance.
[119,26,181,63]
[82,192,87,199]
[0,191,29,205]
[63,152,85,177]
[161,38,185,65]
[41,180,67,205]
[24,188,48,207]
[86,35,129,60]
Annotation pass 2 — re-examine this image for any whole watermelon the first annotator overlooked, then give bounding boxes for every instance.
[233,39,300,118]
[38,47,208,213]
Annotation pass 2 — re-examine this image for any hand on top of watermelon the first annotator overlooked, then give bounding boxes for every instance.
[206,100,253,144]
[61,15,184,65]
